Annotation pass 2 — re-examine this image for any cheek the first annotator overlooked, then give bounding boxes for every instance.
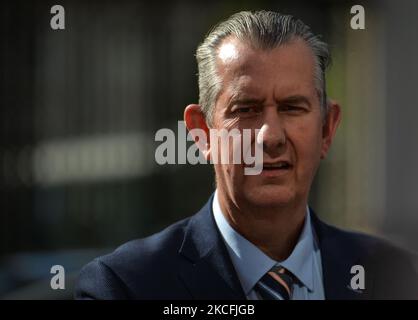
[215,164,245,194]
[290,122,323,164]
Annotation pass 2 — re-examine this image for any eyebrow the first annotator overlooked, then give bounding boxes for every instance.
[226,94,265,109]
[228,98,264,107]
[277,95,312,108]
[227,94,312,110]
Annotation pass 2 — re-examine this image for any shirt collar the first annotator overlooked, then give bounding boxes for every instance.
[212,189,316,295]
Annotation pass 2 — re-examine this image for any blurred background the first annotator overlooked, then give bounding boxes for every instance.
[1,0,417,299]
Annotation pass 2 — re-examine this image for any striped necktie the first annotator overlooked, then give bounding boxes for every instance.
[256,265,295,300]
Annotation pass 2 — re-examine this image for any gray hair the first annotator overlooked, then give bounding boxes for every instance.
[196,10,331,125]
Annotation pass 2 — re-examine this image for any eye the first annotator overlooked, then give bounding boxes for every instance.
[282,105,297,111]
[237,107,253,113]
[232,105,260,116]
[280,105,305,113]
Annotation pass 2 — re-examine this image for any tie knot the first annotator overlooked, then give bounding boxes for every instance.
[256,265,295,300]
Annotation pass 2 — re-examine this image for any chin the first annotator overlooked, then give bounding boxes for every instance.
[243,185,296,208]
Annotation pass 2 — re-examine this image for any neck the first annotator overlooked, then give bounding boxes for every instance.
[217,190,307,261]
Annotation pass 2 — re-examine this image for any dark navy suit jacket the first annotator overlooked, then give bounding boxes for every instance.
[75,195,418,299]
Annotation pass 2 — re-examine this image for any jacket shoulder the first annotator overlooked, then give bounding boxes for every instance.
[320,219,418,298]
[75,216,192,299]
[324,221,417,263]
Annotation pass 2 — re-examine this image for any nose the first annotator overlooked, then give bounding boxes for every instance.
[257,107,286,155]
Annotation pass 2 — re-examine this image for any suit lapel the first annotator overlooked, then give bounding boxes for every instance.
[178,195,246,300]
[310,211,372,300]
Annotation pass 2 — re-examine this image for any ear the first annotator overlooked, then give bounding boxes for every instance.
[321,100,341,159]
[184,104,211,160]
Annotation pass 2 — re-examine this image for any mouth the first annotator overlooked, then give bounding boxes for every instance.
[262,161,292,171]
[260,160,293,177]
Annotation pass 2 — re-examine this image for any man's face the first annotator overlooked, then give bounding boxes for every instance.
[210,37,339,209]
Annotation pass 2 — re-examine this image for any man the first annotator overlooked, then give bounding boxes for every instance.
[75,11,418,299]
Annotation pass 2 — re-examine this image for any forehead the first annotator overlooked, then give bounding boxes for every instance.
[215,37,317,98]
